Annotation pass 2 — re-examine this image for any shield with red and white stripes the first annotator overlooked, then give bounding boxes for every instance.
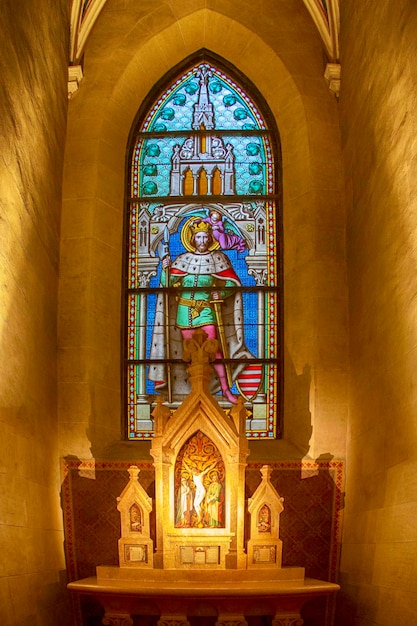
[236,364,264,400]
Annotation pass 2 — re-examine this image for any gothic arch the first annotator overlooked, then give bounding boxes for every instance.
[123,51,282,438]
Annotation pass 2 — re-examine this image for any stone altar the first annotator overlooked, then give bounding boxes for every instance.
[67,331,339,625]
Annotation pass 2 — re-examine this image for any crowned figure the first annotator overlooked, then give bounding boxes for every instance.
[148,219,254,403]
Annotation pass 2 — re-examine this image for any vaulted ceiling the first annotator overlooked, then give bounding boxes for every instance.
[68,0,340,99]
[69,0,339,66]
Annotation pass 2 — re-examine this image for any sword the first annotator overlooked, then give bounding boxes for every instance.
[158,225,172,403]
[210,294,233,388]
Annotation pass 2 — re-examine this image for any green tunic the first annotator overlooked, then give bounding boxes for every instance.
[149,249,254,391]
[173,273,235,328]
[163,250,239,329]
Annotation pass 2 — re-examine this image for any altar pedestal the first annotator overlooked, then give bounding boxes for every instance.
[68,568,339,626]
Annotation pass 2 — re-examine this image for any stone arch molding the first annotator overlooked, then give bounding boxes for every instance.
[68,2,340,96]
[95,9,311,205]
[70,1,340,64]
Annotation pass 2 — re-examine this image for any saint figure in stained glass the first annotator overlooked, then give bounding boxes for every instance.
[149,217,253,404]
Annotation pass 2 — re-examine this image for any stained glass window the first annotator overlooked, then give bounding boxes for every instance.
[124,57,282,440]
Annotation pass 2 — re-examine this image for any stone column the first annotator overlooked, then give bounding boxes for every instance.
[193,172,198,195]
[207,172,213,194]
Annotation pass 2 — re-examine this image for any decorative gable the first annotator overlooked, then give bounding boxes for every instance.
[247,465,284,569]
[117,466,154,568]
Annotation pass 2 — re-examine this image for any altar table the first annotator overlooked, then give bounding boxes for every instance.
[68,570,340,626]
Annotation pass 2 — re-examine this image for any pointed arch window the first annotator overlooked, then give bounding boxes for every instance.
[124,55,282,440]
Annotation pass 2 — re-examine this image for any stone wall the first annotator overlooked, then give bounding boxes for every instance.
[60,0,348,464]
[339,1,417,624]
[0,1,70,624]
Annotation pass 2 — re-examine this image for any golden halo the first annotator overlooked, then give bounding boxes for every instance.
[180,216,220,252]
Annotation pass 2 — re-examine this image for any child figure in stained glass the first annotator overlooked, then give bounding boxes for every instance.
[198,210,247,253]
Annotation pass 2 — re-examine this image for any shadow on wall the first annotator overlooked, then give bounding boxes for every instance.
[87,343,314,462]
[283,342,313,458]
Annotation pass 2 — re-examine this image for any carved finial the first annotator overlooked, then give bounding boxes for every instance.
[128,465,140,480]
[151,396,171,435]
[183,328,218,364]
[117,465,141,502]
[230,396,247,433]
[260,464,272,481]
[192,65,214,130]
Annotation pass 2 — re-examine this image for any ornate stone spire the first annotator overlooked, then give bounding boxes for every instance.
[192,66,215,130]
